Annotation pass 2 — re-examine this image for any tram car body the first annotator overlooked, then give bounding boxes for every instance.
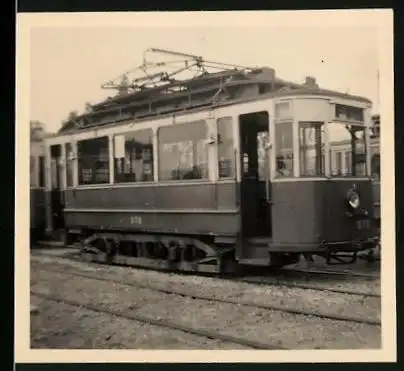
[30,133,46,241]
[42,49,379,272]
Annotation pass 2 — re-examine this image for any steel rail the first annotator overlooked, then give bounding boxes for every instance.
[31,291,285,350]
[32,261,381,327]
[237,276,380,298]
[31,247,381,297]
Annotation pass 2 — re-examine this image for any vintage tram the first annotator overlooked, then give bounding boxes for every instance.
[41,48,379,272]
[30,123,47,241]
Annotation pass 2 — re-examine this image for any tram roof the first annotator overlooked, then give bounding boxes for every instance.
[57,53,372,135]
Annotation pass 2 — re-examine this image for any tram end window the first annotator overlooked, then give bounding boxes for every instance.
[274,121,294,178]
[330,151,343,176]
[114,129,154,183]
[158,121,209,182]
[299,122,325,177]
[77,136,110,185]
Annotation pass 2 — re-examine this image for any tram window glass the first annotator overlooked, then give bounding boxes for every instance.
[274,121,293,177]
[328,123,367,176]
[334,151,343,176]
[217,117,234,178]
[77,136,109,185]
[299,122,325,177]
[345,151,352,174]
[65,143,74,187]
[114,129,154,183]
[335,104,364,122]
[158,121,208,181]
[38,156,45,187]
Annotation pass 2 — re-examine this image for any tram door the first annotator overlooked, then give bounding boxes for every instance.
[50,145,65,230]
[239,112,272,237]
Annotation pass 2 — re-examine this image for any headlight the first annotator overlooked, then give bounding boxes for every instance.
[347,189,360,209]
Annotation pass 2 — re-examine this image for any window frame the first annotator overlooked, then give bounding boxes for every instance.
[273,120,295,179]
[216,116,235,180]
[77,136,110,186]
[298,121,326,178]
[113,128,155,184]
[157,120,210,183]
[65,143,75,188]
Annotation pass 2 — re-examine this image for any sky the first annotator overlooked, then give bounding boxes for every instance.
[29,21,380,133]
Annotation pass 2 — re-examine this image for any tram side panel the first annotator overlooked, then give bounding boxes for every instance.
[270,181,324,249]
[270,180,376,251]
[63,182,239,238]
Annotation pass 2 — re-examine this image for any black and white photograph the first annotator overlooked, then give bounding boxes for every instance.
[16,9,395,363]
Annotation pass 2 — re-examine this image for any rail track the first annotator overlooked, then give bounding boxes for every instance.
[279,267,379,280]
[31,244,381,298]
[32,260,381,326]
[31,291,284,350]
[237,276,380,298]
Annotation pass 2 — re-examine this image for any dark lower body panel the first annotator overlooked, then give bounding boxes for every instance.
[64,210,239,237]
[30,189,46,242]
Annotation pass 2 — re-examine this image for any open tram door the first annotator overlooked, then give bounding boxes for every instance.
[238,111,272,244]
[49,144,65,232]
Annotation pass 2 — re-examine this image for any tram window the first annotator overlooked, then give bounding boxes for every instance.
[65,143,74,187]
[114,129,154,183]
[335,151,343,176]
[329,123,367,177]
[345,151,352,175]
[217,117,234,179]
[30,156,36,187]
[77,136,109,185]
[299,122,325,177]
[158,121,208,181]
[335,104,364,122]
[274,122,293,177]
[38,156,45,187]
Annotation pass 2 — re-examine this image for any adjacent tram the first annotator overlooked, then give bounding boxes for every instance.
[41,48,379,272]
[30,123,47,241]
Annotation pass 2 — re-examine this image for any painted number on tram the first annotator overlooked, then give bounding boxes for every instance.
[130,216,143,225]
[356,219,371,230]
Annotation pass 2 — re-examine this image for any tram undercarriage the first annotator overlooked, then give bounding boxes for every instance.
[70,229,379,274]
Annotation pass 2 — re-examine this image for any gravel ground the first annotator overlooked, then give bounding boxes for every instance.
[30,295,247,349]
[290,254,380,273]
[30,258,381,349]
[31,255,381,321]
[31,252,381,294]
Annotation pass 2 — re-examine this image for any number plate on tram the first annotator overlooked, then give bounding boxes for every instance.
[356,219,371,230]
